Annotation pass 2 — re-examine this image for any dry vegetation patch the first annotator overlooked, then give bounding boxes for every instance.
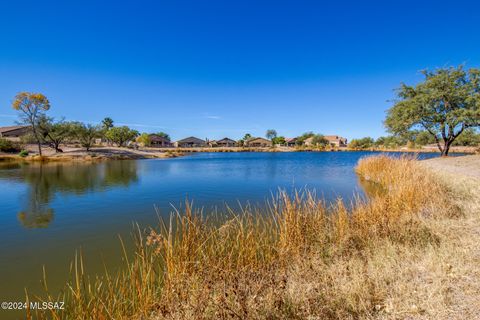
[32,156,479,320]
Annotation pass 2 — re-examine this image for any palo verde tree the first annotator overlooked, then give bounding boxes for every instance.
[12,92,51,155]
[73,123,101,151]
[37,116,75,152]
[385,66,480,156]
[136,133,151,146]
[105,126,140,147]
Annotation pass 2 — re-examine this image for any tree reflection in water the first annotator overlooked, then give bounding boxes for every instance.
[9,161,139,228]
[18,209,54,228]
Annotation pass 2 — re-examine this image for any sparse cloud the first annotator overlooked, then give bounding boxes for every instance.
[202,113,221,120]
[116,122,168,129]
[204,115,221,120]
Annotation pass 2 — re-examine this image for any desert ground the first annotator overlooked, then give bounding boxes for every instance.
[417,155,480,318]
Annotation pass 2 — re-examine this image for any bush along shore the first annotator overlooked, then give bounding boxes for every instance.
[29,155,480,319]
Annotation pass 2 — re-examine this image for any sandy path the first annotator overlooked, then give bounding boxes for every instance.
[421,155,480,319]
[423,154,480,179]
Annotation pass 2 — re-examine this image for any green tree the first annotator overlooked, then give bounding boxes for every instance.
[73,123,101,151]
[265,129,277,141]
[105,126,140,147]
[349,137,374,149]
[238,133,253,146]
[137,133,151,146]
[37,116,75,152]
[100,117,114,144]
[375,135,406,148]
[272,136,286,145]
[415,131,436,146]
[374,136,389,148]
[311,134,329,147]
[296,132,315,146]
[12,92,51,155]
[385,66,480,156]
[101,117,114,131]
[452,128,480,146]
[0,138,20,153]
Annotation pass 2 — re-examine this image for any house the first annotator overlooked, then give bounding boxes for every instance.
[175,136,206,148]
[245,137,272,147]
[216,137,237,147]
[304,135,348,147]
[303,137,315,146]
[324,135,348,147]
[149,134,172,147]
[0,125,30,141]
[285,137,297,147]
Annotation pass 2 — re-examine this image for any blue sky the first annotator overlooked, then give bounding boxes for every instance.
[1,0,479,140]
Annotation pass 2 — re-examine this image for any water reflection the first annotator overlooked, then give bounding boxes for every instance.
[18,209,54,228]
[357,177,386,199]
[0,151,448,312]
[0,161,139,228]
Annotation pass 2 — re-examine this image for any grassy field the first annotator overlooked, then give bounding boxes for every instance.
[29,155,479,319]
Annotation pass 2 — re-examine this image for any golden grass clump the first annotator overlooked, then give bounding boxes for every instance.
[31,155,462,320]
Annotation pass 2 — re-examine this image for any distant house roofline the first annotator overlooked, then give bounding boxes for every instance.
[324,135,347,141]
[246,137,271,142]
[0,125,29,134]
[217,137,236,143]
[148,134,171,141]
[176,136,206,143]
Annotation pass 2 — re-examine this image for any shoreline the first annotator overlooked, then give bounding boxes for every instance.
[32,154,480,319]
[0,145,476,163]
[0,147,184,163]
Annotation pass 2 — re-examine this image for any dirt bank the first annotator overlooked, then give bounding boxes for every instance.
[0,146,183,162]
[419,155,480,319]
[423,154,480,179]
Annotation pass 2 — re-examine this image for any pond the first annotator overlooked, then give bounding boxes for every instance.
[0,151,444,315]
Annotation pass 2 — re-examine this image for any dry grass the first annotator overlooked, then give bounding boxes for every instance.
[31,155,478,320]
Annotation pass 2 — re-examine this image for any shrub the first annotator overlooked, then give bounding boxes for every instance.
[349,137,374,149]
[136,133,151,147]
[18,150,29,157]
[0,138,21,153]
[310,134,329,147]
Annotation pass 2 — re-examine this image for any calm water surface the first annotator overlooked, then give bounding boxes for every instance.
[0,151,443,312]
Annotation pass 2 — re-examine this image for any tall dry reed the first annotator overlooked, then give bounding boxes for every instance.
[31,155,459,319]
